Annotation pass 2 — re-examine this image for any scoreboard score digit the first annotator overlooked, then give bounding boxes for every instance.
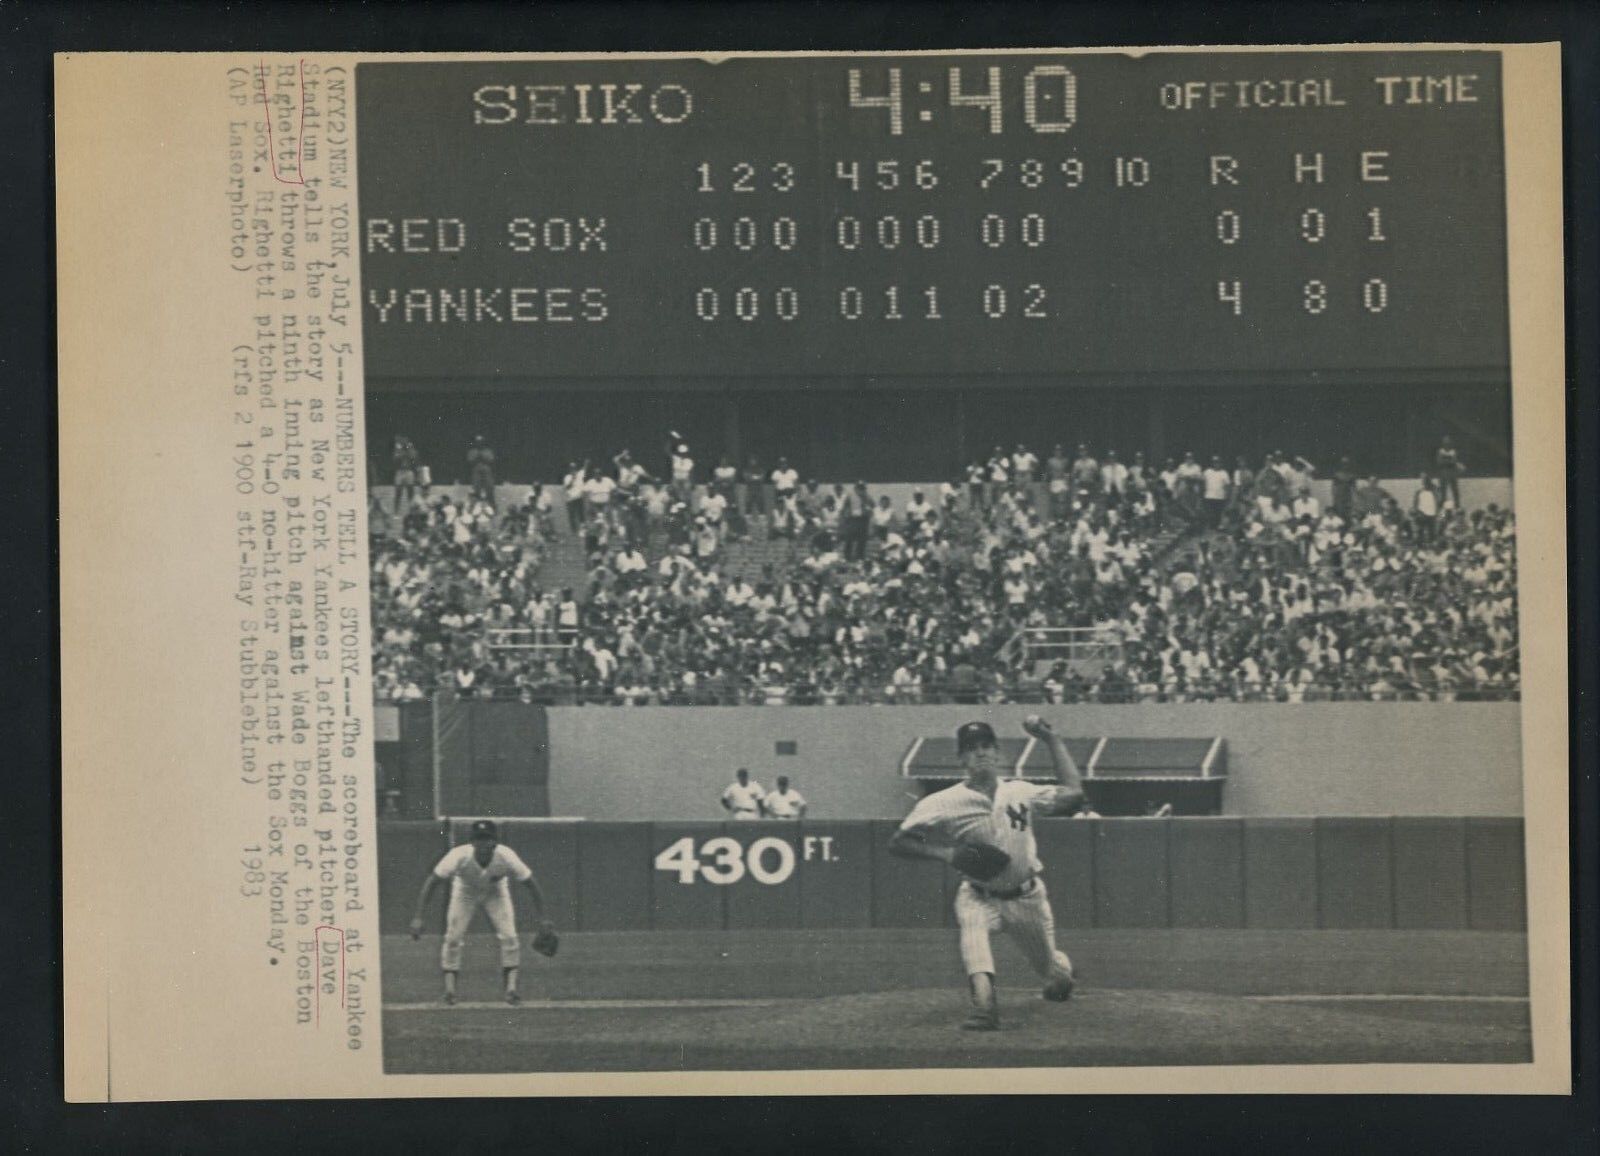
[356,51,1507,386]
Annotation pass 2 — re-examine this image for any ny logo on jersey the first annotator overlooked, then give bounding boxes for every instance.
[1005,804,1029,831]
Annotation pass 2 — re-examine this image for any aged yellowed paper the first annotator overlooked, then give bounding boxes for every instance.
[59,44,1566,1099]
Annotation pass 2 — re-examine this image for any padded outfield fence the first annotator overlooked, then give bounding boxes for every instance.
[380,816,1525,936]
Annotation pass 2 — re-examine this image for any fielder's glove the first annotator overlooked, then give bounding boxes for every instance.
[951,842,1012,882]
[531,923,560,958]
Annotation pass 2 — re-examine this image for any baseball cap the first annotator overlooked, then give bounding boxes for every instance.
[469,819,499,840]
[956,720,998,752]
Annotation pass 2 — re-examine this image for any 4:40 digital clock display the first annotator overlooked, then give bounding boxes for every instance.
[358,51,1508,387]
[846,65,1078,134]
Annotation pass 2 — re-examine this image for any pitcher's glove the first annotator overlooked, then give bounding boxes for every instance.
[951,842,1012,882]
[531,923,560,958]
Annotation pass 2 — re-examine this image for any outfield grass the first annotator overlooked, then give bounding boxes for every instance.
[381,928,1530,1073]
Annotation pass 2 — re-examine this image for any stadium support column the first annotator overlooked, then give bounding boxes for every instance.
[1148,389,1168,466]
[724,390,741,466]
[1405,397,1422,476]
[954,390,969,474]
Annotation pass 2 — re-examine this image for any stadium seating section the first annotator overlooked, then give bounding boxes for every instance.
[368,443,1520,707]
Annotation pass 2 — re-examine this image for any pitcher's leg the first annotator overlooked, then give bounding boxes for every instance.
[955,883,1003,976]
[1002,886,1074,997]
[955,883,1004,1030]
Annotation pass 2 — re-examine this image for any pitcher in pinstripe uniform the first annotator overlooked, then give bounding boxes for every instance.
[888,715,1085,1031]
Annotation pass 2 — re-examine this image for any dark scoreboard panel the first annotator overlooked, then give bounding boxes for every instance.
[355,52,1507,386]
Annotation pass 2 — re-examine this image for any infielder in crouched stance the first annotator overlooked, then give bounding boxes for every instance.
[888,716,1084,1031]
[409,819,559,1006]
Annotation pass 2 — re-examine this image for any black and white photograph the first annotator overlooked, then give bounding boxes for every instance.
[354,49,1536,1073]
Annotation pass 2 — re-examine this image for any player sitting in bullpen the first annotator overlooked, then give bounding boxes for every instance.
[409,819,558,1006]
[888,716,1084,1031]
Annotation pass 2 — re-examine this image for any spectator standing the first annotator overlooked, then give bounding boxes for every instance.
[1283,454,1316,496]
[1353,475,1388,518]
[986,447,1011,509]
[467,435,497,506]
[416,454,433,503]
[1292,487,1321,521]
[1102,450,1129,497]
[1012,443,1039,485]
[392,435,419,513]
[1331,456,1357,521]
[1231,456,1255,512]
[1434,435,1464,509]
[700,485,729,539]
[1128,452,1148,492]
[1176,452,1204,500]
[841,482,872,561]
[771,456,799,510]
[1202,456,1231,526]
[713,454,739,504]
[1413,476,1440,543]
[1071,444,1100,495]
[556,588,579,645]
[584,468,616,524]
[871,494,897,543]
[1046,444,1072,516]
[562,461,587,533]
[905,487,934,530]
[1046,444,1070,484]
[952,461,975,512]
[670,440,696,502]
[613,449,652,499]
[742,454,767,518]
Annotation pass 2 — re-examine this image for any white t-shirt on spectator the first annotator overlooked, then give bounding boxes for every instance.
[772,467,799,493]
[1203,468,1230,500]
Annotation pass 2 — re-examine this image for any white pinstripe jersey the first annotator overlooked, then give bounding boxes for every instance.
[900,778,1064,891]
[432,843,533,901]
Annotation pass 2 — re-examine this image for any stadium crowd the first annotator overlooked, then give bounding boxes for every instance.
[368,433,1518,705]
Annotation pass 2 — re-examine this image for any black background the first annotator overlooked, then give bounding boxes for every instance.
[359,52,1507,384]
[7,2,1597,1152]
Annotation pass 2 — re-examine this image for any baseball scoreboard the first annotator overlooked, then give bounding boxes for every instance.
[356,52,1507,386]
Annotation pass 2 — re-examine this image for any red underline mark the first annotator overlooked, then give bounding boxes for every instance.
[313,924,347,1025]
[256,58,308,186]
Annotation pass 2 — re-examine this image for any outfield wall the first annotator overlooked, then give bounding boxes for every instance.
[380,817,1526,936]
[544,703,1523,821]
